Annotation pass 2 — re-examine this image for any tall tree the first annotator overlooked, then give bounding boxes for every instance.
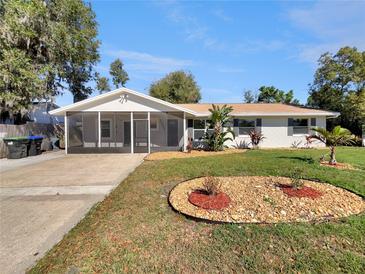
[96,74,111,94]
[243,90,256,103]
[0,0,53,119]
[0,0,100,115]
[110,58,129,88]
[257,86,300,105]
[149,71,201,103]
[307,47,365,135]
[49,0,100,102]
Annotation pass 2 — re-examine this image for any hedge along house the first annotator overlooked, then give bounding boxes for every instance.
[50,88,339,154]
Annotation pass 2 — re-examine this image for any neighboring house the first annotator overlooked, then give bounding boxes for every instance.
[50,88,339,154]
[0,102,64,125]
[29,102,64,124]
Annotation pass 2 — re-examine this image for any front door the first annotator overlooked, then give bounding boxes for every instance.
[167,119,178,146]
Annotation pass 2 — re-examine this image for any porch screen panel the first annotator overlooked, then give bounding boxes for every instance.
[67,112,83,150]
[98,112,132,153]
[150,112,184,152]
[67,112,99,153]
[115,113,131,153]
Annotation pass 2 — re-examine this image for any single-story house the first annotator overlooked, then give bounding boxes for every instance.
[49,88,339,154]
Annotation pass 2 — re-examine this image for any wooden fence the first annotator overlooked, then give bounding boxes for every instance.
[0,123,58,158]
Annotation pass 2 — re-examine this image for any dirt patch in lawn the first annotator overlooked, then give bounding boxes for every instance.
[145,149,246,161]
[320,161,356,170]
[169,176,365,223]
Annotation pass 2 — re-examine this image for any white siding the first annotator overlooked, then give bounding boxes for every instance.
[188,116,326,149]
[231,116,325,148]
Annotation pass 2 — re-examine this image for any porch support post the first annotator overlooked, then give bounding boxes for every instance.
[98,112,101,148]
[130,112,134,154]
[64,113,68,154]
[183,112,187,152]
[147,112,151,154]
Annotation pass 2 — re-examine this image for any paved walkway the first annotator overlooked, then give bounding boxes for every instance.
[0,150,65,172]
[0,153,145,274]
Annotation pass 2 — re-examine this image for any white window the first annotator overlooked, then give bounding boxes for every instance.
[293,118,309,135]
[237,119,255,136]
[101,120,112,138]
[193,120,206,141]
[150,118,159,131]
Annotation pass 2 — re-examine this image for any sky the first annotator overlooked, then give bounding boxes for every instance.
[56,0,365,107]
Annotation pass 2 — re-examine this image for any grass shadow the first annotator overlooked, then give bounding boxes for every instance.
[277,156,315,164]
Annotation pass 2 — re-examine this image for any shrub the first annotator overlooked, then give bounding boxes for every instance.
[249,129,265,149]
[201,176,222,196]
[291,140,302,148]
[290,167,304,189]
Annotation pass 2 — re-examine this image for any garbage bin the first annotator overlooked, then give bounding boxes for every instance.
[3,137,29,159]
[28,136,43,156]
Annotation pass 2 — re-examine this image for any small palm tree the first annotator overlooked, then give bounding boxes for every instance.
[204,104,234,151]
[309,126,356,165]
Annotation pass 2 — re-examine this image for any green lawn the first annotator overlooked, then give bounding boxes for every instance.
[30,147,365,273]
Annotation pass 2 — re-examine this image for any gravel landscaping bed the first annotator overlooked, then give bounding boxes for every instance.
[169,176,365,223]
[145,149,245,161]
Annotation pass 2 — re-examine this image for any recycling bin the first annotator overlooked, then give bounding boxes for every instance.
[28,136,43,156]
[3,137,29,159]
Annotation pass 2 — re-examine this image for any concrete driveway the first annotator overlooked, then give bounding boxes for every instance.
[0,153,145,274]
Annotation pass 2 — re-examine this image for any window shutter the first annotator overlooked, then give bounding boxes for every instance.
[311,118,316,127]
[256,118,262,127]
[288,118,293,136]
[233,119,239,127]
[188,119,193,128]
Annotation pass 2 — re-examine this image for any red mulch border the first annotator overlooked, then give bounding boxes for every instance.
[279,185,323,199]
[320,162,354,170]
[188,191,231,210]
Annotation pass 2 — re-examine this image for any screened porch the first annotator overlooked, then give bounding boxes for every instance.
[66,111,185,154]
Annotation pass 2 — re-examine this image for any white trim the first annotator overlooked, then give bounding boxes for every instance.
[64,114,68,154]
[49,88,198,116]
[147,112,151,154]
[183,112,187,152]
[130,112,134,154]
[193,112,340,118]
[98,112,101,148]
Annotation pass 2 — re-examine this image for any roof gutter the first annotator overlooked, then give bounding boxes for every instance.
[192,112,341,118]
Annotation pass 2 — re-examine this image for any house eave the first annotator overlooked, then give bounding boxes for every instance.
[192,112,341,118]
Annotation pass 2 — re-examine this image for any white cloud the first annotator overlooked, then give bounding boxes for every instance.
[212,9,232,22]
[158,1,285,53]
[105,49,194,74]
[287,1,365,63]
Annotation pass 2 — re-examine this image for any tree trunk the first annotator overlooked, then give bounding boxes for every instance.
[329,146,337,165]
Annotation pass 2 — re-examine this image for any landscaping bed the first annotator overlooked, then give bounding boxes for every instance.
[145,148,245,161]
[29,148,365,273]
[169,176,365,223]
[320,161,356,170]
